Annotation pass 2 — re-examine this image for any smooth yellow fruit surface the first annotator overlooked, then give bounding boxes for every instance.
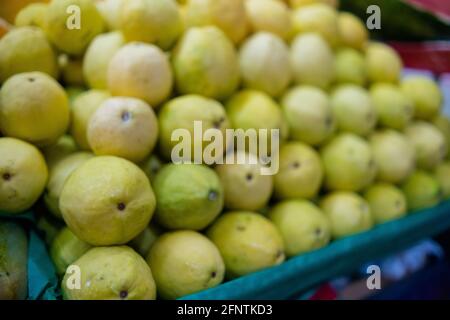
[366,42,403,84]
[337,12,368,50]
[401,171,441,211]
[364,183,407,224]
[401,76,442,120]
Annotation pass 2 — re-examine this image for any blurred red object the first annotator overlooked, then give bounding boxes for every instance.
[389,41,450,75]
[309,284,337,300]
[406,0,450,21]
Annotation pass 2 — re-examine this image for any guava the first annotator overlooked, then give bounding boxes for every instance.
[60,156,156,246]
[215,151,273,211]
[83,31,125,89]
[434,162,450,199]
[108,42,172,107]
[321,133,376,192]
[432,115,450,159]
[0,26,57,83]
[289,0,339,9]
[405,121,447,170]
[139,154,165,182]
[36,213,64,245]
[370,83,414,130]
[320,191,373,239]
[58,54,84,87]
[274,142,323,199]
[401,171,441,211]
[44,152,94,219]
[184,0,249,45]
[290,33,335,89]
[120,0,182,50]
[281,85,334,146]
[226,90,287,153]
[337,12,368,50]
[239,32,292,97]
[245,0,292,40]
[401,76,442,120]
[42,135,78,169]
[88,97,158,163]
[147,230,225,299]
[62,246,156,300]
[65,87,85,104]
[158,95,231,162]
[292,3,339,47]
[0,72,70,146]
[50,227,92,275]
[128,224,162,257]
[95,0,125,31]
[269,200,330,257]
[0,137,48,214]
[366,42,403,84]
[330,85,377,136]
[0,0,49,24]
[172,26,240,100]
[335,48,367,86]
[207,211,285,279]
[153,164,224,230]
[70,90,111,150]
[0,19,11,39]
[369,129,415,184]
[45,0,104,55]
[364,183,407,224]
[15,3,48,28]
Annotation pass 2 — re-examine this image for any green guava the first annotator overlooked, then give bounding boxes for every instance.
[147,230,225,299]
[0,72,70,146]
[320,133,376,192]
[0,26,58,83]
[370,83,414,130]
[50,227,92,276]
[15,3,48,28]
[290,33,335,89]
[434,162,450,199]
[401,171,441,211]
[60,156,156,246]
[269,200,330,257]
[364,183,407,224]
[62,246,156,300]
[158,95,231,162]
[42,135,78,169]
[139,154,165,182]
[405,121,447,170]
[432,115,450,159]
[153,164,224,230]
[320,191,373,239]
[172,26,240,100]
[335,48,367,86]
[369,129,415,184]
[401,76,442,120]
[215,151,273,211]
[0,137,48,214]
[95,0,125,31]
[207,211,285,279]
[330,85,377,136]
[281,85,335,146]
[58,54,85,87]
[366,42,403,84]
[239,32,291,97]
[128,224,162,257]
[44,152,94,219]
[274,142,323,199]
[45,0,104,55]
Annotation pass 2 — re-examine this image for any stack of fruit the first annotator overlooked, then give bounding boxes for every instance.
[1,0,450,300]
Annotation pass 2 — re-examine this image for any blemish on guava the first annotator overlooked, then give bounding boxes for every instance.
[2,173,11,181]
[117,203,126,211]
[236,225,246,231]
[211,271,217,278]
[208,190,218,201]
[246,173,253,181]
[121,111,131,122]
[292,162,300,169]
[119,290,128,299]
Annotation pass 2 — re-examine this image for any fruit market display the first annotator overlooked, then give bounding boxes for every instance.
[0,0,450,300]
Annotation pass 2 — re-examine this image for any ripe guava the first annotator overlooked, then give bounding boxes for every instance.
[0,72,70,146]
[269,200,330,257]
[369,129,415,184]
[401,76,442,120]
[330,85,377,136]
[290,33,335,89]
[108,42,173,107]
[207,211,285,279]
[0,137,48,214]
[335,48,367,86]
[370,83,414,130]
[153,164,224,230]
[274,142,323,199]
[320,191,373,239]
[62,246,156,300]
[60,156,156,246]
[147,230,225,299]
[366,42,403,84]
[239,32,292,97]
[42,135,78,169]
[88,97,158,163]
[364,183,407,224]
[95,0,125,31]
[281,85,334,146]
[401,171,441,211]
[337,12,368,50]
[15,3,48,28]
[432,115,450,159]
[172,26,240,100]
[434,162,450,199]
[320,133,376,192]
